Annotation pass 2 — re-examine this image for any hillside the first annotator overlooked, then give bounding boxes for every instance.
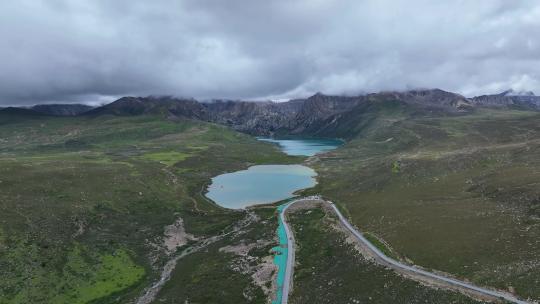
[307,108,540,300]
[0,113,298,303]
[83,96,206,118]
[31,104,94,116]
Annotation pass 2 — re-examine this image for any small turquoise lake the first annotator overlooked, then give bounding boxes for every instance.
[257,137,343,156]
[205,165,316,209]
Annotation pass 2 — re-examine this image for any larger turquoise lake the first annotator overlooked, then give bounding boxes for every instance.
[205,165,316,209]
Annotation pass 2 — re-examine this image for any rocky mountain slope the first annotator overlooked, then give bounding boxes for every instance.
[471,89,540,109]
[202,89,499,137]
[204,99,302,135]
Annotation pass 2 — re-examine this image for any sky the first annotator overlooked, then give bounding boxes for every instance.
[1,0,539,106]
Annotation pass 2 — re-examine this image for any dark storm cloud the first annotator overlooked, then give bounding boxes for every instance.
[1,0,539,105]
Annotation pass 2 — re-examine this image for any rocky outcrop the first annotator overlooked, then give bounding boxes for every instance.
[471,90,540,109]
[204,94,369,136]
[204,100,301,135]
[371,89,472,111]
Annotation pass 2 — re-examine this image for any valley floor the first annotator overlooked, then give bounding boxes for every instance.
[1,107,540,303]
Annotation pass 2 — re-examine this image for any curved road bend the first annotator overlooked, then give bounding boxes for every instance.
[279,196,533,304]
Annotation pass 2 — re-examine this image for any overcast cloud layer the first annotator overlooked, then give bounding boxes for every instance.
[1,0,540,105]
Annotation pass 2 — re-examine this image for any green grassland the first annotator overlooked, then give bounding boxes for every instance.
[3,104,540,303]
[309,108,540,300]
[141,151,191,166]
[288,208,481,303]
[0,113,298,303]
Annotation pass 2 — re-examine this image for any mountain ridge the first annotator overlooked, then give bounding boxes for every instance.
[3,88,540,138]
[31,104,94,116]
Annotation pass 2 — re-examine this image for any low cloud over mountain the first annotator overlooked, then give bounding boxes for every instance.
[1,1,539,105]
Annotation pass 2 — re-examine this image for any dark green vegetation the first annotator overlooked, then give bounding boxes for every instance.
[363,232,399,260]
[288,208,482,304]
[0,112,297,303]
[309,108,540,300]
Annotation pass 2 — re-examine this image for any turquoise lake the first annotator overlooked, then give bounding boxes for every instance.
[205,137,342,209]
[205,165,316,209]
[257,137,343,156]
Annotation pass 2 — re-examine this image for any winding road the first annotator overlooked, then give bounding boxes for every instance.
[279,196,534,304]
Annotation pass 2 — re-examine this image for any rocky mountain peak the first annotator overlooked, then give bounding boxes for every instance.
[500,89,535,97]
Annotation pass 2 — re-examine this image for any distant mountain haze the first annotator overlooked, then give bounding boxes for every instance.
[31,104,95,116]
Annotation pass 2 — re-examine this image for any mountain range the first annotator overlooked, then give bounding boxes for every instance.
[2,89,540,138]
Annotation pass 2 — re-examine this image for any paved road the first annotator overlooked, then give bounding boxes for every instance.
[279,196,533,304]
[279,202,296,304]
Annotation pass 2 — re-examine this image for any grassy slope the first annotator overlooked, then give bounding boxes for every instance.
[288,208,481,304]
[4,105,540,303]
[0,113,297,304]
[309,108,540,300]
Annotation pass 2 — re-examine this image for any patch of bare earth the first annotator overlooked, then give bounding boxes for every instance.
[163,217,196,255]
[136,211,258,304]
[219,239,277,302]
